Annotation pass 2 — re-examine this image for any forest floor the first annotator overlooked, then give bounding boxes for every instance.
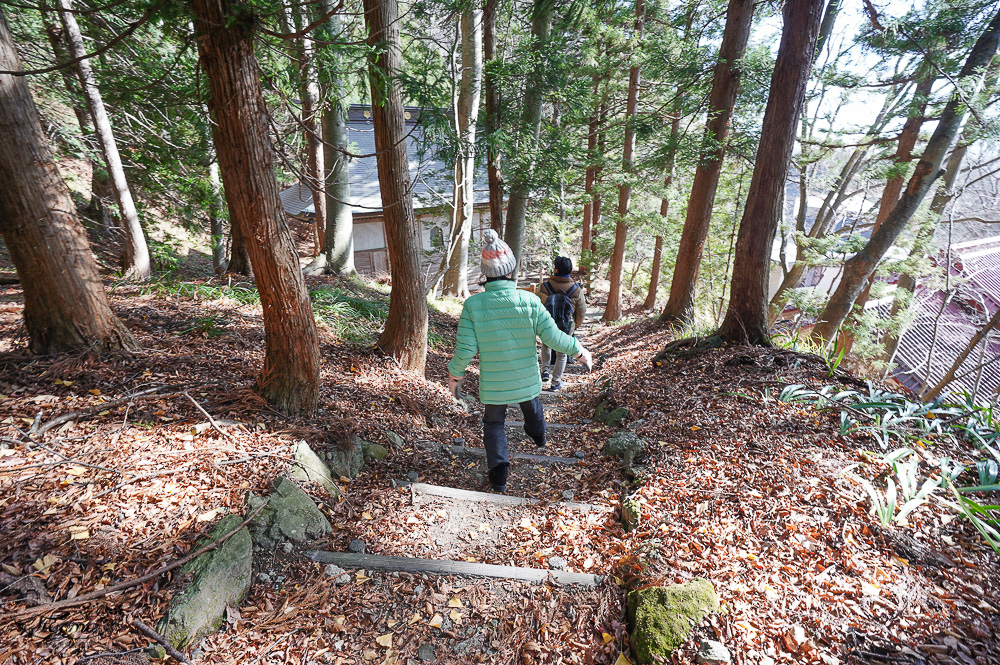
[1,240,999,665]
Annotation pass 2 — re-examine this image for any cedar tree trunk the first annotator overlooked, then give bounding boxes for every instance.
[305,6,355,275]
[503,0,554,269]
[660,0,754,326]
[364,0,428,372]
[603,0,645,322]
[716,0,825,345]
[292,1,326,255]
[0,10,135,354]
[192,0,321,415]
[484,0,503,236]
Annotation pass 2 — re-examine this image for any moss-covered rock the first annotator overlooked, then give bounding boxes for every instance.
[247,476,332,548]
[362,441,388,462]
[327,438,368,479]
[157,514,252,649]
[602,431,645,466]
[594,401,630,427]
[622,496,641,532]
[627,578,720,664]
[292,440,339,496]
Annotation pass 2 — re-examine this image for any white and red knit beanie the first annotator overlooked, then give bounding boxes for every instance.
[480,229,517,278]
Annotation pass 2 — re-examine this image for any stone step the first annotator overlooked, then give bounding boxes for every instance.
[504,420,579,430]
[446,444,582,465]
[304,550,602,587]
[394,481,605,512]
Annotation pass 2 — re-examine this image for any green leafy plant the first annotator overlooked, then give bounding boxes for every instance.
[178,314,229,338]
[854,448,940,526]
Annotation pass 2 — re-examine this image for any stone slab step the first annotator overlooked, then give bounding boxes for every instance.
[304,550,602,587]
[394,481,605,512]
[447,444,581,465]
[504,420,579,430]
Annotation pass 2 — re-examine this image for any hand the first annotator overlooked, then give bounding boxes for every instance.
[575,347,593,372]
[448,374,464,399]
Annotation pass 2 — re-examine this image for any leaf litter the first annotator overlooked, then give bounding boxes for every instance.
[0,279,996,664]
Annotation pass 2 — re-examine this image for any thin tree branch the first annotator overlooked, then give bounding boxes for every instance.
[0,0,169,76]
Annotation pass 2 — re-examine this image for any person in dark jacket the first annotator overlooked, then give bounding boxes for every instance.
[448,231,593,493]
[535,256,587,391]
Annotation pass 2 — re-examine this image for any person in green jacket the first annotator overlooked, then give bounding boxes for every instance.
[448,230,593,493]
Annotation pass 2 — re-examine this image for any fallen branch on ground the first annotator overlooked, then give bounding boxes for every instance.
[35,386,189,437]
[183,391,235,443]
[10,501,267,620]
[133,618,193,664]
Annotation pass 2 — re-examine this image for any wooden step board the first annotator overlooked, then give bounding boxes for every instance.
[396,481,606,512]
[304,550,602,587]
[448,444,581,465]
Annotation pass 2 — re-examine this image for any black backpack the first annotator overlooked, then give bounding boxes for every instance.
[543,281,578,333]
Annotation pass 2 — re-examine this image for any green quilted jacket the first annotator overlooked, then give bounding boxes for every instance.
[448,279,582,405]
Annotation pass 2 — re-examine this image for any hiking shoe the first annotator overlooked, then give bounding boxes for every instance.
[547,381,563,392]
[530,433,546,448]
[488,462,509,493]
[541,370,550,381]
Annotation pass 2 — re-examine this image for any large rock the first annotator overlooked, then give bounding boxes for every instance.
[621,496,641,532]
[627,578,720,664]
[362,441,388,462]
[594,399,629,427]
[602,431,645,466]
[247,477,332,548]
[292,441,339,496]
[157,515,252,649]
[326,438,368,479]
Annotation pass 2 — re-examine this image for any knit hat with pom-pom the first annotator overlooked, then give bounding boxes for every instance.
[480,229,517,278]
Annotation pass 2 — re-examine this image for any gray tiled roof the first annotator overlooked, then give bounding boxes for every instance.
[279,105,489,217]
[891,235,1000,402]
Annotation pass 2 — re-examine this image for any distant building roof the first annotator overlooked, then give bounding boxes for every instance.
[279,105,489,219]
[892,234,1000,402]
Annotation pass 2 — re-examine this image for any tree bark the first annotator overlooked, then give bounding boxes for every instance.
[305,7,355,276]
[483,0,503,237]
[660,0,754,327]
[815,0,840,58]
[207,157,227,275]
[442,4,482,298]
[194,100,229,275]
[39,10,91,136]
[0,10,136,354]
[580,83,600,272]
[227,221,251,275]
[811,8,1000,344]
[716,0,825,345]
[364,0,428,372]
[603,0,645,323]
[852,71,934,310]
[290,2,326,257]
[644,234,663,310]
[57,0,150,281]
[503,0,555,269]
[192,0,320,415]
